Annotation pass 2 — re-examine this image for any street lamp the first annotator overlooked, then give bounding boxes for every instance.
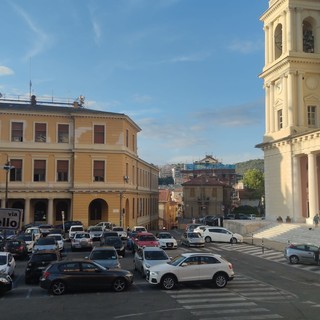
[119,191,125,227]
[3,161,14,208]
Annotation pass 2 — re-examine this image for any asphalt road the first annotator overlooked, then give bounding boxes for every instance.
[1,236,320,320]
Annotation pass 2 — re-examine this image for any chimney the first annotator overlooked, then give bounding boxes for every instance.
[73,101,79,108]
[30,95,37,106]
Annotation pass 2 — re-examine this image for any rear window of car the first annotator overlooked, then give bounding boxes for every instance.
[71,226,84,232]
[36,238,55,245]
[139,235,156,241]
[105,237,121,245]
[91,250,117,260]
[32,253,58,262]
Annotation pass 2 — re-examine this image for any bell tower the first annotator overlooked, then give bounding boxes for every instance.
[258,0,320,224]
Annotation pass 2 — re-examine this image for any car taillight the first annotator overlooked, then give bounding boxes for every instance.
[42,271,50,279]
[228,263,233,270]
[19,245,25,251]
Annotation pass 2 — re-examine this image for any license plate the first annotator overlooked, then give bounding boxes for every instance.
[167,243,173,247]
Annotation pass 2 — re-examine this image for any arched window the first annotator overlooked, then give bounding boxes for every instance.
[274,24,282,59]
[303,20,314,53]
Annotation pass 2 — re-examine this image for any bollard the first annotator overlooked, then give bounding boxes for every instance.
[252,233,254,245]
[262,238,264,254]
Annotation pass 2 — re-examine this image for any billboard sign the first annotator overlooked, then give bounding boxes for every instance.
[0,208,22,230]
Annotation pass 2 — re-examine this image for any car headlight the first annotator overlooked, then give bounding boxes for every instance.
[0,277,10,284]
[144,263,151,269]
[0,269,6,274]
[150,271,159,276]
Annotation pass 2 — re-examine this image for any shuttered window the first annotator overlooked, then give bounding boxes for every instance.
[34,160,46,181]
[93,161,105,181]
[35,123,47,142]
[57,160,69,181]
[11,122,23,142]
[94,125,105,144]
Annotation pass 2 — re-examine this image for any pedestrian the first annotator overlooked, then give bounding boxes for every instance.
[313,214,319,227]
[192,218,195,224]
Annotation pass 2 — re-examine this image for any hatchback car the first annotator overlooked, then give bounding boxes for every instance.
[88,226,104,241]
[87,246,121,269]
[25,250,62,284]
[0,252,16,277]
[181,232,205,247]
[46,234,64,251]
[68,225,85,240]
[102,236,126,257]
[284,243,320,264]
[2,239,29,259]
[194,226,243,244]
[132,232,160,252]
[33,237,59,253]
[39,259,133,295]
[156,232,178,249]
[71,232,93,251]
[134,246,170,277]
[0,274,13,296]
[146,252,234,290]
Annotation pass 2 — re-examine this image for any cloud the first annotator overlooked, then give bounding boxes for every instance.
[92,20,102,45]
[228,39,263,54]
[193,100,264,128]
[10,3,52,59]
[166,52,211,64]
[0,66,14,76]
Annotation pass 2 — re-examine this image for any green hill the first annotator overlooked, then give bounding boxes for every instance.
[235,159,264,176]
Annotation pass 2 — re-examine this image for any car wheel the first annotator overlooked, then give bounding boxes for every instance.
[230,237,237,244]
[50,280,67,295]
[161,274,176,290]
[289,255,299,264]
[205,236,211,243]
[213,273,228,288]
[112,277,127,292]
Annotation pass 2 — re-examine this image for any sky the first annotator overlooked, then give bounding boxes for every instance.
[0,0,269,166]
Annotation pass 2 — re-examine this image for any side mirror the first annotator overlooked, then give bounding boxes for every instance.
[181,262,188,267]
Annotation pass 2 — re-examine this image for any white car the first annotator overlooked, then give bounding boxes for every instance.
[112,226,127,240]
[156,232,178,249]
[88,226,104,240]
[25,227,41,241]
[94,221,113,231]
[32,237,59,253]
[134,246,171,277]
[71,232,93,251]
[132,226,147,233]
[0,252,16,277]
[68,225,84,240]
[146,252,234,290]
[47,234,64,251]
[194,226,243,244]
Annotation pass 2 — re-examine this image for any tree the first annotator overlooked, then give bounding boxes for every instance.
[243,169,264,199]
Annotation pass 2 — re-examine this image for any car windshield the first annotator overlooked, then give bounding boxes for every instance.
[169,255,186,266]
[32,253,57,262]
[0,256,7,264]
[139,235,156,241]
[75,233,90,239]
[36,238,55,245]
[71,227,84,232]
[158,233,172,239]
[188,233,201,238]
[91,250,117,260]
[48,235,62,241]
[113,227,123,231]
[89,227,102,232]
[144,251,168,260]
[105,237,121,245]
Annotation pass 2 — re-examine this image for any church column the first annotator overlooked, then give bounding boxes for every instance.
[308,152,319,222]
[24,198,31,225]
[287,73,294,126]
[292,155,302,222]
[297,72,304,126]
[265,84,270,133]
[48,198,54,225]
[264,25,270,64]
[286,7,294,51]
[296,8,303,52]
[282,10,287,53]
[268,22,274,62]
[270,82,275,132]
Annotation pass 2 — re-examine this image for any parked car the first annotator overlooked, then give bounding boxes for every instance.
[234,213,251,220]
[102,236,126,257]
[100,231,119,246]
[185,223,202,233]
[112,226,128,240]
[132,226,147,233]
[0,274,13,296]
[71,232,93,251]
[132,232,160,252]
[68,225,84,240]
[134,246,170,278]
[88,226,104,241]
[156,232,178,249]
[86,246,121,269]
[38,224,54,237]
[284,243,320,264]
[0,229,16,240]
[2,239,29,259]
[146,252,234,290]
[181,232,205,247]
[33,237,59,253]
[25,250,62,284]
[15,233,34,253]
[25,226,41,241]
[194,226,243,244]
[46,234,64,251]
[55,220,82,233]
[126,231,139,251]
[0,252,16,277]
[95,221,114,231]
[39,259,133,295]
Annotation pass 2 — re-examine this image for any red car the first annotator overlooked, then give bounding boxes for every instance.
[132,232,160,252]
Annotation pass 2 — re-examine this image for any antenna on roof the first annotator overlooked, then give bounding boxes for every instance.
[29,58,32,98]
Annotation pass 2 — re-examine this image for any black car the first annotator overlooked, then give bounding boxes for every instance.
[0,274,13,295]
[39,259,133,295]
[25,250,62,284]
[100,231,119,246]
[55,221,82,232]
[103,236,126,257]
[2,239,29,259]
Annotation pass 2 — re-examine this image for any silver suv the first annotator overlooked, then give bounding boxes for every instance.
[87,246,121,269]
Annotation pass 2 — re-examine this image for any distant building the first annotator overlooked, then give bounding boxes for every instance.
[182,175,233,220]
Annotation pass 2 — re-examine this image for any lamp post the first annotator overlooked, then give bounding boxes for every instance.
[61,211,65,232]
[3,161,14,208]
[119,191,125,227]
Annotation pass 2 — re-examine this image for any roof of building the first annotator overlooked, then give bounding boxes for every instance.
[182,175,230,187]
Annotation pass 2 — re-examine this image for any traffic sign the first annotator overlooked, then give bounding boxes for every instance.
[0,208,22,230]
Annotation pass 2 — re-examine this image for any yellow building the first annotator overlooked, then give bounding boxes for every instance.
[0,98,159,230]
